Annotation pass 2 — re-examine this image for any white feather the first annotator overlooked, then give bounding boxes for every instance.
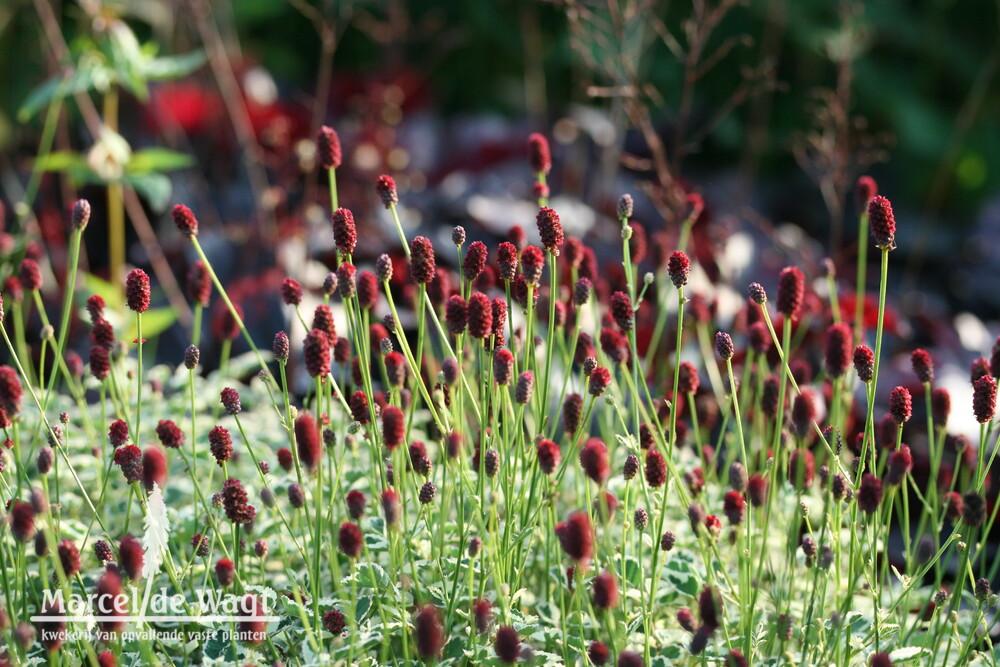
[142,483,170,579]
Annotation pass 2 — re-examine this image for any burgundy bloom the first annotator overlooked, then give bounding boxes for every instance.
[349,390,370,424]
[215,558,235,586]
[856,175,878,210]
[886,444,913,485]
[114,445,143,483]
[125,269,151,313]
[9,502,35,542]
[497,242,519,281]
[868,195,896,250]
[494,625,521,664]
[155,420,183,449]
[791,389,816,438]
[746,473,768,507]
[911,348,934,384]
[668,251,690,288]
[382,406,405,450]
[281,277,303,306]
[825,323,852,377]
[888,386,912,425]
[119,535,144,580]
[338,521,362,558]
[463,241,488,282]
[520,245,545,287]
[610,291,634,331]
[536,206,564,255]
[579,438,610,485]
[142,446,168,491]
[235,593,268,646]
[562,393,583,435]
[91,317,115,349]
[323,608,346,635]
[419,481,437,504]
[932,387,951,425]
[381,488,401,528]
[974,375,996,424]
[172,203,198,237]
[337,262,357,300]
[86,294,106,322]
[186,261,211,307]
[346,489,366,520]
[465,291,492,339]
[295,413,322,472]
[375,174,398,208]
[332,208,357,256]
[209,426,233,466]
[445,295,468,335]
[303,329,331,379]
[555,511,593,562]
[95,571,127,637]
[515,371,534,404]
[109,419,129,448]
[588,366,611,397]
[409,236,436,284]
[699,585,720,630]
[963,491,986,527]
[18,259,41,291]
[317,126,342,169]
[528,133,551,173]
[678,361,700,394]
[220,387,242,416]
[788,449,815,489]
[715,331,734,360]
[870,652,893,667]
[494,349,514,385]
[944,491,963,521]
[537,439,561,474]
[90,346,111,380]
[677,608,696,632]
[857,474,883,514]
[592,570,618,610]
[184,344,200,369]
[854,345,875,383]
[723,490,746,525]
[222,478,256,525]
[191,533,210,557]
[645,449,667,487]
[623,454,639,480]
[776,266,804,318]
[0,366,22,416]
[37,601,65,651]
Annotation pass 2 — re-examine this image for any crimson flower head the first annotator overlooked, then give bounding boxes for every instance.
[747,474,768,507]
[71,198,91,230]
[280,278,303,306]
[856,175,878,210]
[109,419,129,448]
[119,535,144,580]
[723,490,746,525]
[579,438,609,485]
[172,203,198,237]
[776,266,804,318]
[114,445,143,483]
[381,488,401,529]
[788,449,815,489]
[497,242,518,281]
[409,236,436,284]
[886,444,913,485]
[537,440,561,474]
[791,389,816,438]
[932,387,951,425]
[699,586,720,630]
[911,348,934,384]
[209,426,233,465]
[645,449,667,487]
[592,570,618,610]
[338,521,362,558]
[466,292,492,339]
[463,241,488,281]
[889,386,912,425]
[868,195,896,250]
[317,126,342,169]
[748,282,767,305]
[445,295,468,335]
[520,245,545,286]
[236,594,268,646]
[858,473,883,514]
[332,208,357,256]
[588,366,611,397]
[375,175,398,208]
[536,206,564,255]
[125,269,150,313]
[90,346,110,380]
[854,345,875,383]
[825,323,852,377]
[220,387,241,415]
[714,331,734,360]
[555,510,593,562]
[215,558,235,587]
[155,419,183,449]
[222,478,256,525]
[515,371,535,404]
[495,625,521,664]
[414,605,444,659]
[528,133,551,174]
[295,412,322,472]
[494,349,514,386]
[187,261,210,307]
[668,251,690,288]
[974,375,996,424]
[142,446,167,491]
[9,502,35,542]
[610,291,634,331]
[303,329,331,378]
[19,259,41,291]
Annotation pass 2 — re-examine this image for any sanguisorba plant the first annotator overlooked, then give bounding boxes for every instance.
[0,126,997,666]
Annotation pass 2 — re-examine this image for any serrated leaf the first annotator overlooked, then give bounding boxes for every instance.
[889,646,931,662]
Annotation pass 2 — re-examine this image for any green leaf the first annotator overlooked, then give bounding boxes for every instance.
[125,173,172,212]
[143,51,207,81]
[18,68,100,121]
[107,20,148,100]
[889,647,931,662]
[123,306,177,343]
[127,148,194,175]
[33,151,88,174]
